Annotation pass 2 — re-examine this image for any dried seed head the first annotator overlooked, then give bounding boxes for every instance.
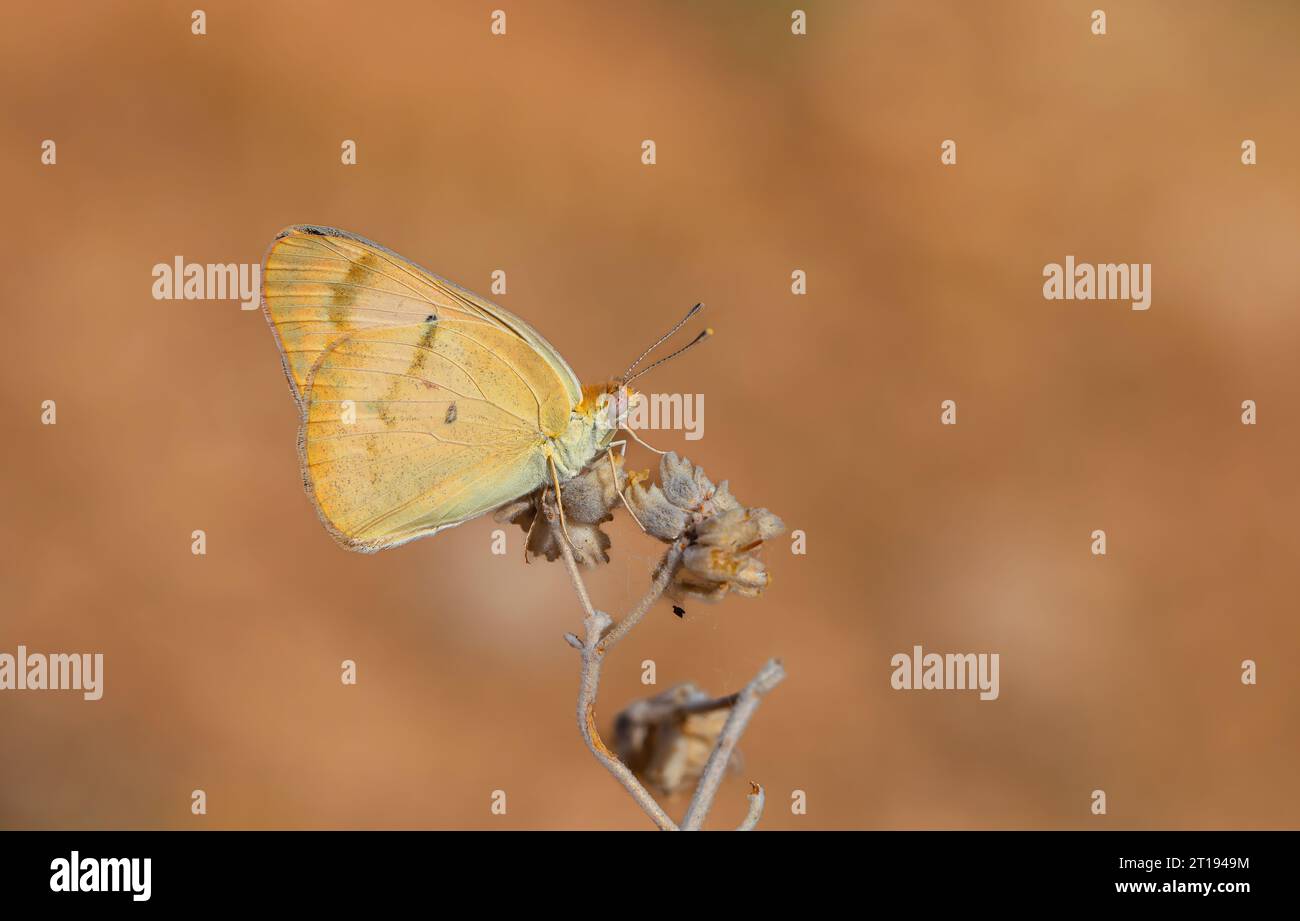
[612,683,737,795]
[494,454,627,566]
[624,453,785,600]
[559,453,627,525]
[659,451,715,510]
[496,449,784,589]
[625,475,690,541]
[672,504,784,601]
[626,452,744,542]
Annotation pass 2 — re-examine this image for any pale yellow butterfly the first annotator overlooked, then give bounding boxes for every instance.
[260,225,705,553]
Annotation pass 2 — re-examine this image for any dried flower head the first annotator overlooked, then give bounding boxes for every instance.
[494,454,627,566]
[627,453,784,601]
[673,505,785,601]
[613,683,737,795]
[626,452,740,542]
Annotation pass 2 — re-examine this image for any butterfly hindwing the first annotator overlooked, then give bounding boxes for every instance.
[300,322,553,551]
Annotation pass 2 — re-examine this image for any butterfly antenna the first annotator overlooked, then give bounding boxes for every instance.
[619,303,704,382]
[623,327,713,387]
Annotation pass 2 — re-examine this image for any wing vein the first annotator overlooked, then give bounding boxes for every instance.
[432,326,546,430]
[312,363,532,429]
[308,236,443,309]
[310,429,529,448]
[350,444,534,537]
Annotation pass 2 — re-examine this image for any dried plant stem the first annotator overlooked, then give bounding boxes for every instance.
[598,540,684,651]
[681,658,786,830]
[736,783,765,831]
[550,496,782,831]
[572,602,678,830]
[612,690,740,724]
[678,692,740,716]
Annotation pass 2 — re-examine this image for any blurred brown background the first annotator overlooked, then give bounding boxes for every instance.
[3,1,1298,829]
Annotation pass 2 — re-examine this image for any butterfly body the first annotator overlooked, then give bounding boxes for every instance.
[551,398,614,479]
[261,225,628,553]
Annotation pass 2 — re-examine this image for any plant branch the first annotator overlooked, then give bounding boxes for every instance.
[547,488,784,832]
[598,539,685,652]
[681,658,786,831]
[553,509,679,830]
[678,692,740,716]
[572,602,678,830]
[557,532,597,621]
[736,783,765,831]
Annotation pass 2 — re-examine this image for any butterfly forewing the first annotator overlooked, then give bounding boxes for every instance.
[262,225,582,410]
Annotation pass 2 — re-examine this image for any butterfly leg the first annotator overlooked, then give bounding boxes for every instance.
[522,498,540,564]
[624,425,669,456]
[604,440,646,533]
[547,452,577,549]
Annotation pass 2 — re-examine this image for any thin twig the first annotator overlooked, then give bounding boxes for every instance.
[598,539,685,652]
[619,688,740,728]
[572,603,678,830]
[555,525,597,622]
[681,658,786,831]
[552,508,678,830]
[548,489,784,831]
[736,783,765,831]
[678,692,740,716]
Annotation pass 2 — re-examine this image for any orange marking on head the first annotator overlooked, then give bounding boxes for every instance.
[577,380,629,416]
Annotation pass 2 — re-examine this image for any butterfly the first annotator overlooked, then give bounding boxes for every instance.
[260,225,707,553]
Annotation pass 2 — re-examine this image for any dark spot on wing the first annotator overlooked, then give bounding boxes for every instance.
[672,605,685,618]
[342,255,372,288]
[329,252,378,324]
[409,322,437,374]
